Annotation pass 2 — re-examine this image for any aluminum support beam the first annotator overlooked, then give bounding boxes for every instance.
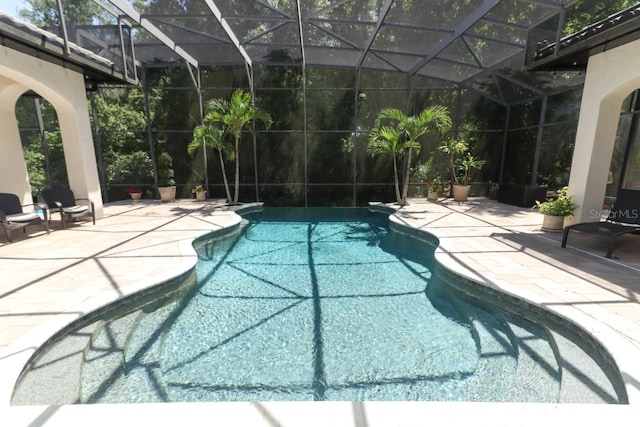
[203,0,253,67]
[408,0,501,76]
[103,0,198,68]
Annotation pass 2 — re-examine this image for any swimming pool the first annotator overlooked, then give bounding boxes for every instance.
[11,207,627,404]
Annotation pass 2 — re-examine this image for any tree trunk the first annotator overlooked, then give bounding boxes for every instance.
[218,150,232,203]
[233,136,240,204]
[392,157,402,205]
[401,148,413,204]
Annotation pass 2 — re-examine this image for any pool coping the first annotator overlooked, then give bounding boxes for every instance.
[2,199,640,425]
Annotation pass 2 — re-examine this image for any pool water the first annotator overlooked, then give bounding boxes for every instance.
[166,208,475,401]
[11,208,627,404]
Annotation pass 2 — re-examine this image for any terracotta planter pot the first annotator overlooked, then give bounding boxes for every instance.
[130,192,141,200]
[158,186,176,203]
[453,184,471,202]
[427,191,439,201]
[195,191,206,201]
[542,214,565,232]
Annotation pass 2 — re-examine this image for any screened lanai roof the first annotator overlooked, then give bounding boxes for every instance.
[2,0,602,104]
[106,0,586,104]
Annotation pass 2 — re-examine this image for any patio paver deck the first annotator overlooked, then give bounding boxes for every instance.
[1,197,640,426]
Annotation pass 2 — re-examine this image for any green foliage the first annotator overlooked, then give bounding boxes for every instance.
[93,94,147,153]
[203,89,272,203]
[157,152,175,186]
[19,97,69,193]
[439,138,469,185]
[107,151,153,185]
[534,186,578,217]
[19,0,109,26]
[410,158,435,183]
[188,124,229,158]
[438,138,487,186]
[91,89,157,195]
[23,149,47,195]
[367,126,404,157]
[41,129,68,186]
[368,124,404,204]
[563,1,638,35]
[459,153,486,186]
[189,123,232,202]
[369,106,452,205]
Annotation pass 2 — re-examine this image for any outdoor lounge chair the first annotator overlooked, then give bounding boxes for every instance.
[41,188,95,229]
[561,188,640,258]
[0,193,49,242]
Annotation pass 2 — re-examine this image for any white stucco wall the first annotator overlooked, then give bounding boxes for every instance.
[568,38,640,224]
[0,45,103,218]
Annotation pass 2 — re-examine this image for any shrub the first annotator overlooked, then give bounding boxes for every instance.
[534,186,578,216]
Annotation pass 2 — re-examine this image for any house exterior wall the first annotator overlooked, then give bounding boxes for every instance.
[0,45,103,218]
[568,37,640,224]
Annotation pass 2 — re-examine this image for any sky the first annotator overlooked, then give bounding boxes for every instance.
[1,0,29,15]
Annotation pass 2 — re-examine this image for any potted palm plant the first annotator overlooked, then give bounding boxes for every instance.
[458,152,486,200]
[439,139,485,202]
[534,186,578,231]
[439,139,466,201]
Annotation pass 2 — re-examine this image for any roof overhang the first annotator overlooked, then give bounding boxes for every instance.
[526,4,640,71]
[0,11,130,86]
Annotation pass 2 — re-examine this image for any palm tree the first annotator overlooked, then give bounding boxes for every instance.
[369,106,452,205]
[188,124,232,203]
[368,125,405,204]
[205,90,272,204]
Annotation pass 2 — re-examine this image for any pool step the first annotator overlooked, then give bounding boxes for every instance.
[450,299,519,401]
[80,310,141,403]
[118,299,183,402]
[551,329,622,403]
[11,322,101,405]
[80,299,183,403]
[504,317,560,402]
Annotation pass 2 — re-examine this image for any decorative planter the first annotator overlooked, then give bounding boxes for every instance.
[158,186,176,203]
[130,192,141,200]
[542,214,565,232]
[453,184,471,202]
[427,191,439,201]
[195,191,206,201]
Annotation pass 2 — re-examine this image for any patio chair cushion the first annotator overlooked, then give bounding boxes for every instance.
[6,212,40,222]
[62,205,89,214]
